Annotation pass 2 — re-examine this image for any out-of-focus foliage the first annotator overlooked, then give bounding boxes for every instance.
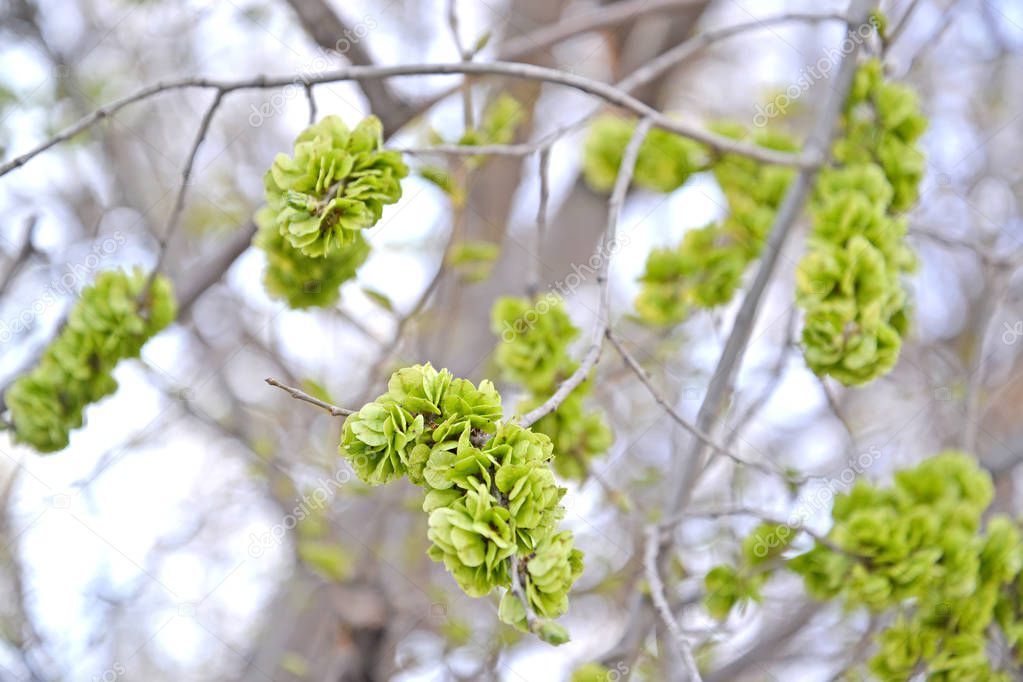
[490,296,613,481]
[582,113,708,194]
[707,452,1023,681]
[798,60,925,385]
[626,123,798,326]
[253,206,369,309]
[5,269,176,452]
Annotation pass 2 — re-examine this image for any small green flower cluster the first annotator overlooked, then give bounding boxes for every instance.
[4,268,176,452]
[582,113,709,194]
[490,296,613,481]
[797,60,926,386]
[338,363,583,643]
[253,206,369,309]
[262,115,408,258]
[706,452,1023,681]
[634,124,798,326]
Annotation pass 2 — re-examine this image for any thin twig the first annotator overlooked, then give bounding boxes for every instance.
[617,11,848,95]
[644,525,704,682]
[147,89,226,292]
[509,558,538,633]
[517,118,653,429]
[606,330,806,483]
[0,214,37,297]
[529,147,551,297]
[265,377,354,417]
[446,0,474,130]
[497,0,706,61]
[666,506,844,555]
[882,0,922,54]
[305,83,317,125]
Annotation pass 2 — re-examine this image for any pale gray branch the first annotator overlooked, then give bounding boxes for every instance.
[1,61,812,179]
[517,118,653,429]
[644,525,704,682]
[265,377,354,417]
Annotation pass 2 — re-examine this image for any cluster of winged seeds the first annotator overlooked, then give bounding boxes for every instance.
[252,114,409,309]
[635,124,798,326]
[261,115,407,258]
[582,113,797,327]
[797,59,926,385]
[705,452,1023,681]
[582,59,927,389]
[337,363,583,643]
[5,269,176,452]
[490,296,613,481]
[253,206,369,309]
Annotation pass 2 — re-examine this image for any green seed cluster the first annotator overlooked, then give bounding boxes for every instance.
[490,296,613,481]
[253,206,369,309]
[633,125,798,326]
[706,452,1023,681]
[582,113,708,195]
[4,268,176,452]
[457,94,524,148]
[262,115,408,258]
[338,363,583,643]
[797,60,926,386]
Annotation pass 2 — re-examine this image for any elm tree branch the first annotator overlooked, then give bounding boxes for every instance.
[606,329,810,484]
[644,524,704,682]
[147,89,225,293]
[0,60,812,179]
[517,118,653,429]
[668,0,875,518]
[265,377,354,417]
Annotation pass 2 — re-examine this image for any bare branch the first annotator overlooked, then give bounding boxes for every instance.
[148,89,226,289]
[518,118,653,429]
[497,0,708,61]
[0,60,814,179]
[606,329,807,483]
[0,214,36,297]
[265,377,354,417]
[618,11,849,95]
[644,524,704,682]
